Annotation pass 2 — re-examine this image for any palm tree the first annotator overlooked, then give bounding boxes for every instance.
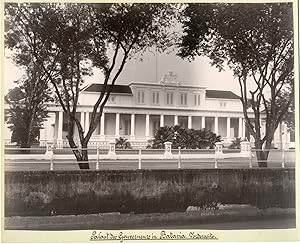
[115,137,132,149]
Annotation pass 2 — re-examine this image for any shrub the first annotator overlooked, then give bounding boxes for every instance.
[229,137,242,149]
[194,129,222,149]
[149,126,221,149]
[115,137,132,149]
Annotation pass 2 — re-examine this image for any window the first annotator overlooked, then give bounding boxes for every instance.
[220,102,226,107]
[137,91,145,104]
[180,122,186,128]
[152,91,160,105]
[180,93,187,106]
[124,120,130,135]
[194,94,201,106]
[153,121,160,132]
[166,92,173,105]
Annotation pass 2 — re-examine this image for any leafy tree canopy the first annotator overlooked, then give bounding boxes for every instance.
[5,64,53,147]
[178,3,294,166]
[5,3,176,168]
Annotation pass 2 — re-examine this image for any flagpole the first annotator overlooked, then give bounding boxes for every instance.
[155,47,158,82]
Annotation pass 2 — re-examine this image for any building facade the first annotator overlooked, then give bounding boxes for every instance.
[4,71,294,149]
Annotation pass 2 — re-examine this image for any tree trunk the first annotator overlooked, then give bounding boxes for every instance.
[75,143,90,169]
[76,148,90,169]
[67,137,90,169]
[256,150,269,167]
[26,107,37,148]
[255,139,269,167]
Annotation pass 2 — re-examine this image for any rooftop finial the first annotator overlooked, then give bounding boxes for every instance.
[160,70,181,86]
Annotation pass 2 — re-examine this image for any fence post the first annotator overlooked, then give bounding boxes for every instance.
[241,141,252,168]
[107,141,117,159]
[281,148,285,168]
[50,147,54,171]
[138,147,142,169]
[178,147,181,169]
[45,141,54,170]
[249,148,253,168]
[214,142,223,168]
[49,144,54,171]
[96,146,100,170]
[214,154,218,168]
[45,141,54,158]
[164,141,172,159]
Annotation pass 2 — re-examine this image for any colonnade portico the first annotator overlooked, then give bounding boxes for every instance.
[44,110,247,148]
[6,79,294,149]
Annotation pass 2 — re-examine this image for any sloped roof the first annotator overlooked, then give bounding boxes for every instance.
[83,84,132,94]
[83,84,239,99]
[206,90,240,100]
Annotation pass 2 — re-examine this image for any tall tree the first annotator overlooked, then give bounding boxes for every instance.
[178,3,294,167]
[5,64,52,148]
[280,86,295,131]
[5,3,175,169]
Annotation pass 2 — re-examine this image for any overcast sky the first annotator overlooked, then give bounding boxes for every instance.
[4,48,244,96]
[3,5,248,97]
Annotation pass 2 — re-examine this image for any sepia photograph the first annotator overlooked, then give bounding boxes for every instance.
[2,0,298,242]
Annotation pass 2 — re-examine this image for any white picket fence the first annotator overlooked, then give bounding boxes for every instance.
[5,141,295,171]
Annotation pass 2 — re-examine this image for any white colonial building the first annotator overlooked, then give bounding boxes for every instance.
[4,71,294,149]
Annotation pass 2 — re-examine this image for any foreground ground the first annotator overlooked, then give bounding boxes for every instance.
[5,206,295,230]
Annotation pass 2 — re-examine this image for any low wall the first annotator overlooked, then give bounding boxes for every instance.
[5,169,295,216]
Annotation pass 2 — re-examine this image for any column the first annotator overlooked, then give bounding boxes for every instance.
[46,113,55,142]
[130,113,135,139]
[174,115,178,125]
[57,111,63,148]
[279,122,283,149]
[115,113,120,137]
[238,117,243,138]
[80,112,85,131]
[287,123,291,148]
[39,121,47,147]
[260,120,265,137]
[39,120,47,147]
[145,114,150,138]
[259,118,263,139]
[201,116,205,129]
[100,113,105,136]
[85,112,90,136]
[283,122,288,144]
[160,114,164,127]
[57,111,63,140]
[188,115,192,129]
[280,122,288,149]
[214,116,219,135]
[227,117,231,138]
[242,118,246,138]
